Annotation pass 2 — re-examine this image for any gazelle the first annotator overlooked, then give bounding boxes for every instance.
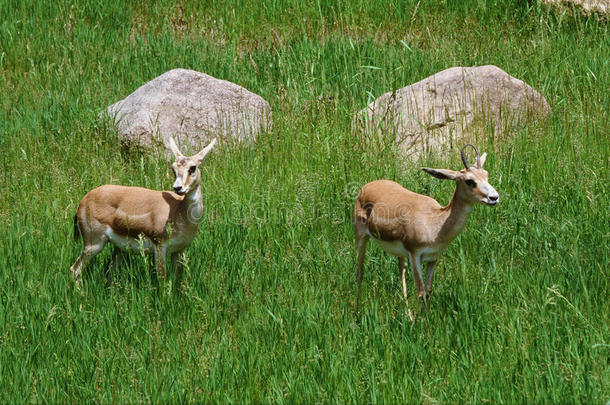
[70,137,217,285]
[353,144,499,317]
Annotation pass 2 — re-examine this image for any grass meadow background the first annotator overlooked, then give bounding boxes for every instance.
[1,0,609,402]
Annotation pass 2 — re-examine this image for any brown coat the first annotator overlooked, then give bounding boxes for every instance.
[354,180,467,252]
[77,185,196,242]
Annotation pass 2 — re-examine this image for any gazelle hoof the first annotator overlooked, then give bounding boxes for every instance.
[417,293,428,302]
[74,280,84,294]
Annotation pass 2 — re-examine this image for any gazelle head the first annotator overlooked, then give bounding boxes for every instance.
[167,137,217,196]
[421,144,500,206]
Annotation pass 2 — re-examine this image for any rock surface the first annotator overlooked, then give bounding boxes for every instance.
[103,69,271,152]
[356,65,550,158]
[543,0,608,14]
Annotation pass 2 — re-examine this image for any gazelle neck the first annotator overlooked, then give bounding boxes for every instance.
[437,185,474,243]
[183,185,203,225]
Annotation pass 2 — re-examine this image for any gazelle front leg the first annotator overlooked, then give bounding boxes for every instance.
[154,243,169,280]
[105,246,125,285]
[354,233,369,315]
[398,257,414,320]
[110,247,126,272]
[409,252,427,311]
[171,251,186,289]
[424,260,438,299]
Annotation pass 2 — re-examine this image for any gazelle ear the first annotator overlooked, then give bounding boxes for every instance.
[422,167,459,180]
[478,152,487,168]
[195,138,217,164]
[167,137,183,158]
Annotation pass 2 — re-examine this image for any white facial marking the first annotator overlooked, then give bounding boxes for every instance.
[173,176,183,191]
[478,180,499,205]
[181,170,189,192]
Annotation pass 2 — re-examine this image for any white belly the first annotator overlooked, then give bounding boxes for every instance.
[365,228,410,257]
[372,238,410,257]
[168,235,195,253]
[417,246,444,263]
[105,227,196,255]
[105,228,154,253]
[366,230,445,262]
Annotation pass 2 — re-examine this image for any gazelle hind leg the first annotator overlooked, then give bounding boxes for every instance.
[399,257,408,300]
[70,238,107,285]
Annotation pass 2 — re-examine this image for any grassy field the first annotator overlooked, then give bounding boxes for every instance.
[1,0,609,402]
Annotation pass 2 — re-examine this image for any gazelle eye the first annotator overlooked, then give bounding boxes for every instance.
[188,166,196,174]
[465,179,476,188]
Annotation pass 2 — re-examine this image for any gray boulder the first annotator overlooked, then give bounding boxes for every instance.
[356,65,550,159]
[543,0,608,14]
[103,68,271,152]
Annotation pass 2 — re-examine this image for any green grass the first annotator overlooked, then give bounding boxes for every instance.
[1,0,609,402]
